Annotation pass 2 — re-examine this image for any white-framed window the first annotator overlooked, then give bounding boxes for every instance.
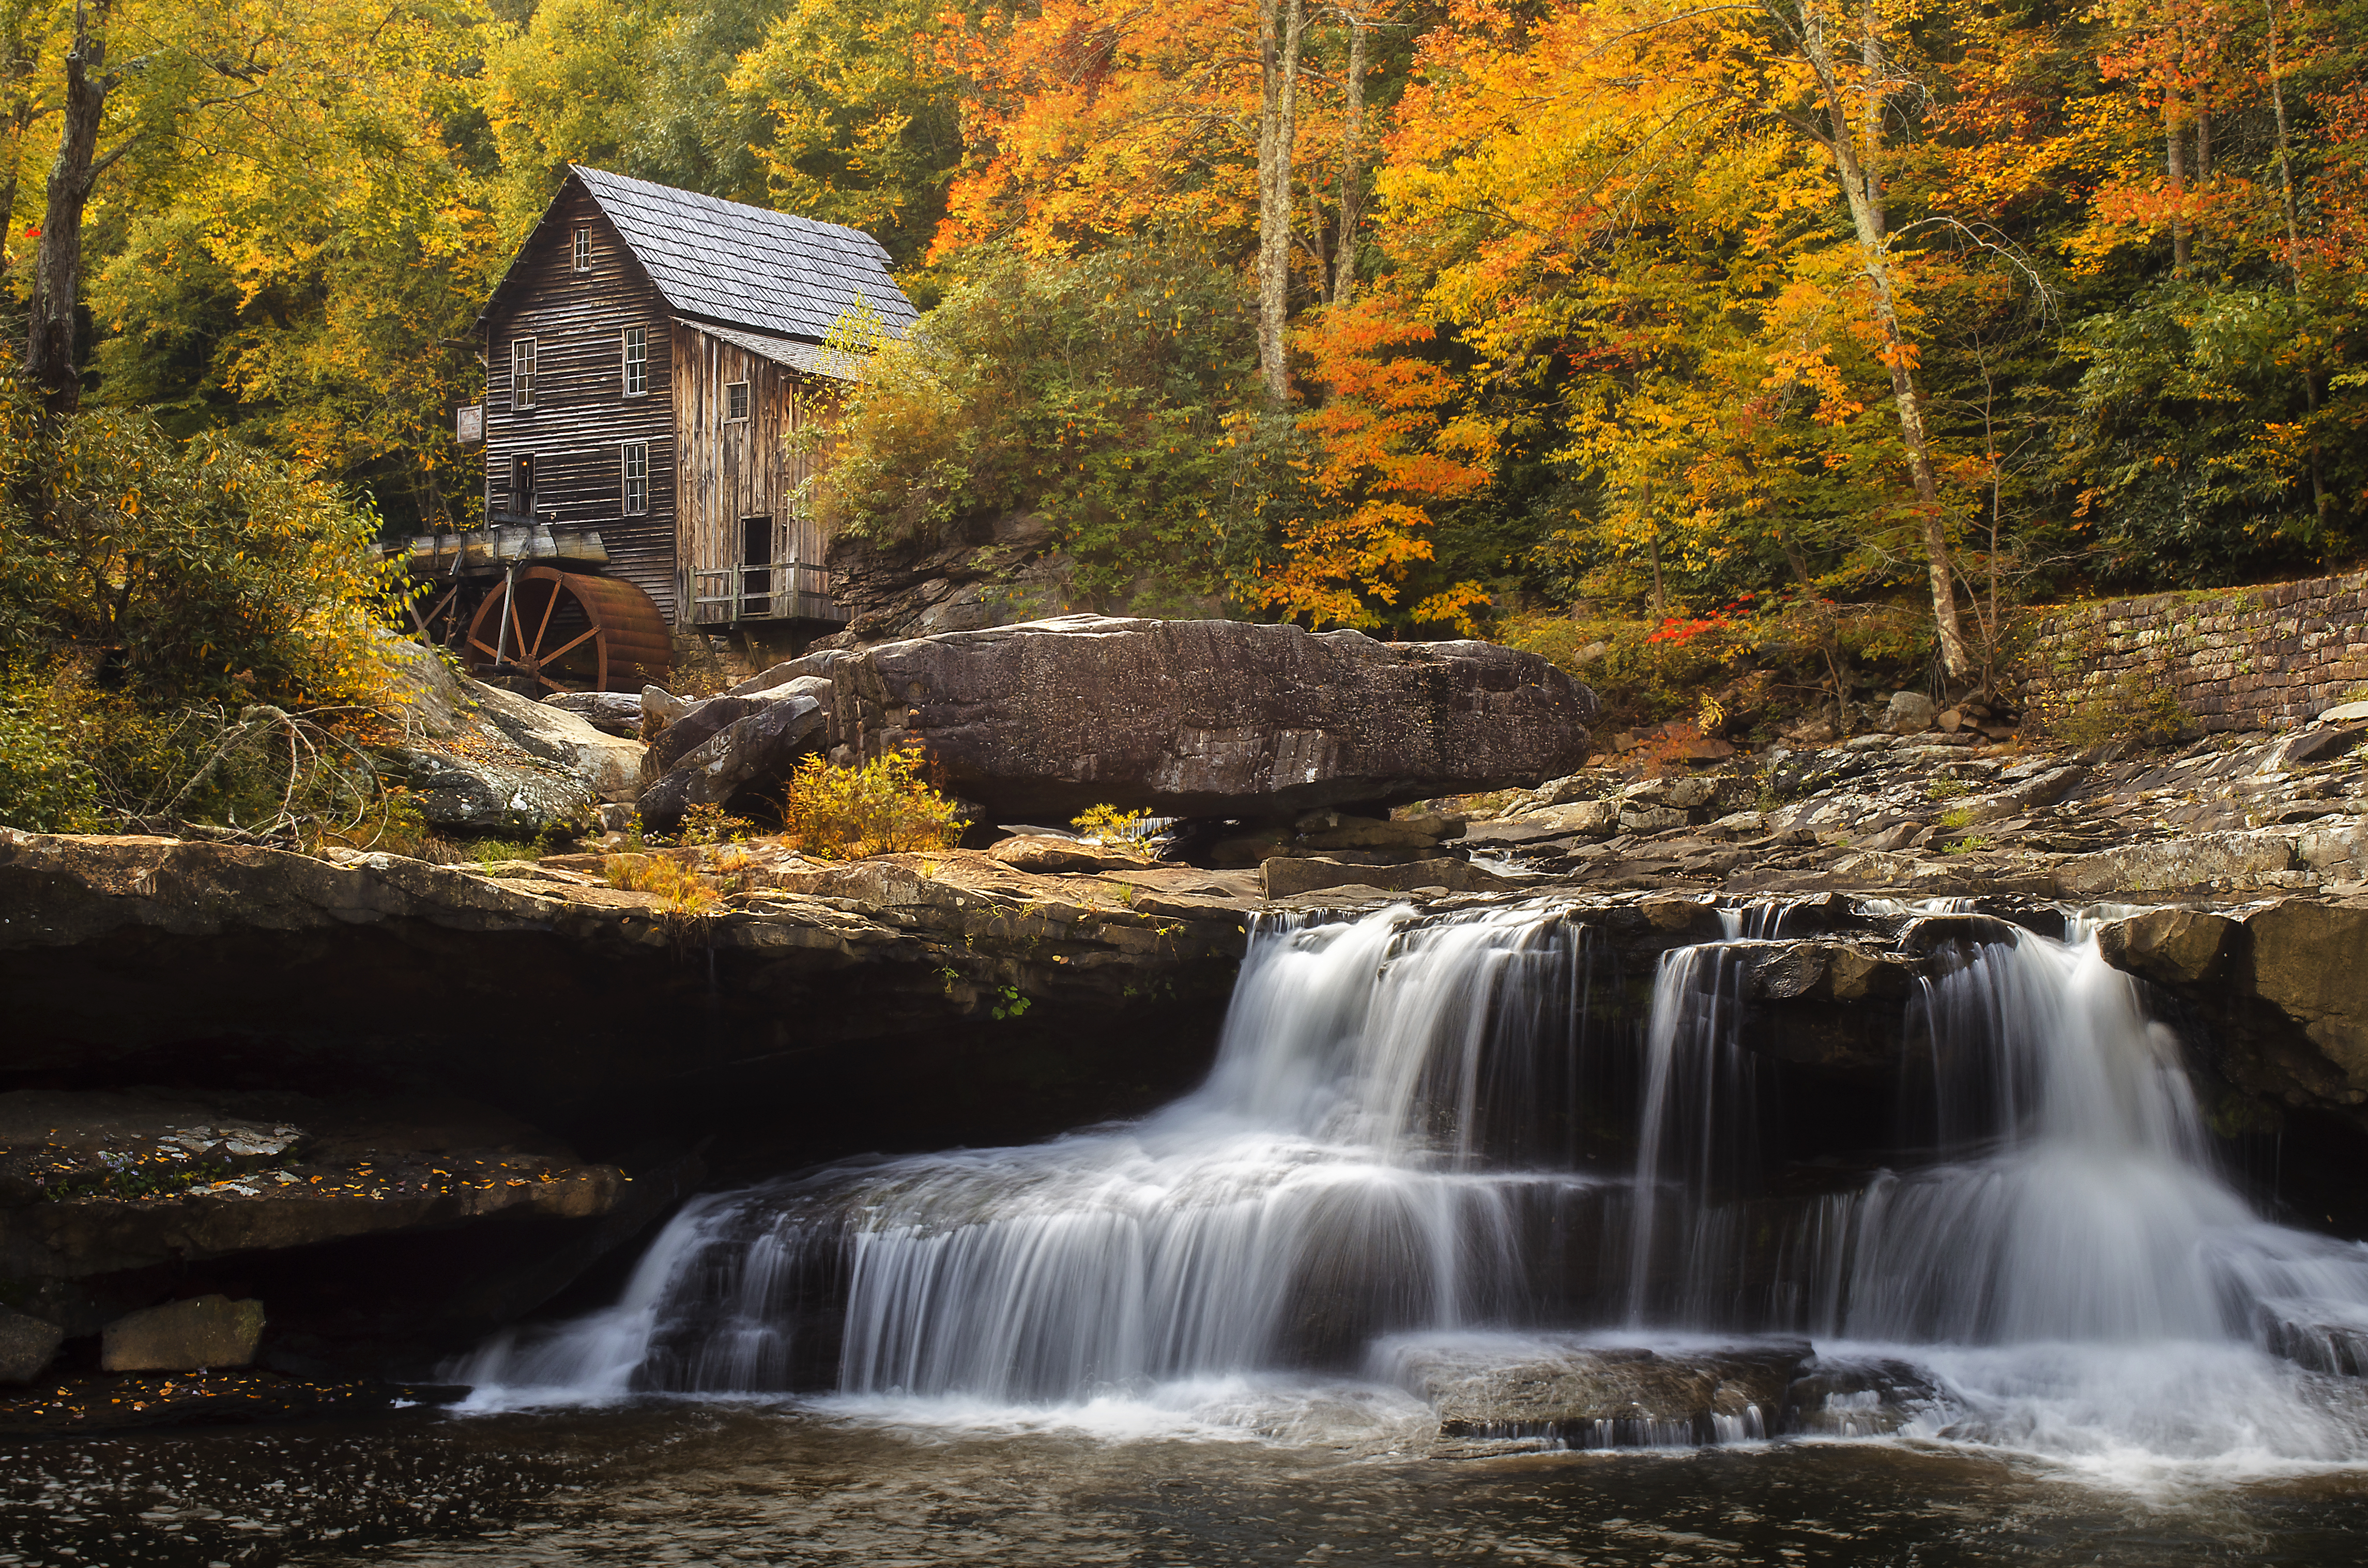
[621,440,649,516]
[572,225,593,271]
[622,326,647,397]
[511,337,537,410]
[724,380,750,422]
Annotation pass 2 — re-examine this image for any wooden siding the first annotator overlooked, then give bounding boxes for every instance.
[672,322,832,624]
[481,186,679,621]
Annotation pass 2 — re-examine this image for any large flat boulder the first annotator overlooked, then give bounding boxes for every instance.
[831,616,1597,820]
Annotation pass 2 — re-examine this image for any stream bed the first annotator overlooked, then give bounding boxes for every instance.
[6,1395,2368,1566]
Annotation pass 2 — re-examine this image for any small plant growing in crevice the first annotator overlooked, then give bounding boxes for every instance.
[991,984,1032,1020]
[678,803,756,846]
[1072,802,1153,854]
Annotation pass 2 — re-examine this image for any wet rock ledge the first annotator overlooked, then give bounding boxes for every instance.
[8,814,2368,1401]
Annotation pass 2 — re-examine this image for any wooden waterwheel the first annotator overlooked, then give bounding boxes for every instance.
[465,567,673,693]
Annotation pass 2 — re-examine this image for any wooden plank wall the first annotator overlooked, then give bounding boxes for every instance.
[481,183,679,621]
[673,324,823,619]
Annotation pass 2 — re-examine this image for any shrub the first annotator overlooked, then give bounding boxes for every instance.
[2044,666,2192,748]
[781,752,965,858]
[0,663,102,832]
[1071,803,1152,852]
[0,387,406,710]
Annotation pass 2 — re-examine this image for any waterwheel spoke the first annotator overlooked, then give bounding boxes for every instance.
[530,580,561,657]
[540,625,601,663]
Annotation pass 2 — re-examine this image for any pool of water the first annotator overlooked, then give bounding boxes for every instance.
[7,1394,2368,1567]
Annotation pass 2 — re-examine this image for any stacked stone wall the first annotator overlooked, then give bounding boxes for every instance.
[2021,571,2368,734]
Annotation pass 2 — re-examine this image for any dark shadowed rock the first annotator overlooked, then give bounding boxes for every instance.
[0,1307,62,1383]
[101,1295,265,1372]
[637,696,827,832]
[1261,856,1522,899]
[833,615,1598,820]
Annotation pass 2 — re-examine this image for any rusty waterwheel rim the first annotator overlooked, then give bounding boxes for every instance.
[464,567,673,693]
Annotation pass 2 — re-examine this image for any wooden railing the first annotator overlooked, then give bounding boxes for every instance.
[690,564,845,626]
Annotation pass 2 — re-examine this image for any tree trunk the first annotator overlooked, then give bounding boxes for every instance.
[1330,10,1369,305]
[1799,0,1971,680]
[24,1,114,417]
[1256,0,1307,402]
[2165,94,2189,272]
[2266,0,2330,528]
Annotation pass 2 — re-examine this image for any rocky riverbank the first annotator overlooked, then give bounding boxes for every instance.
[7,700,2368,1419]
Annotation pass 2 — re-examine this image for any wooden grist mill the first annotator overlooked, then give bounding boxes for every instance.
[394,164,918,690]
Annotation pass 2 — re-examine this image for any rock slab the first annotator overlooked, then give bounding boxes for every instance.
[0,1307,63,1383]
[101,1295,265,1372]
[834,616,1598,820]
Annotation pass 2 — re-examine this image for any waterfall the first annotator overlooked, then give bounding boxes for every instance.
[459,897,2368,1465]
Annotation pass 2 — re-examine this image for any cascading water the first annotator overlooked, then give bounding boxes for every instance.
[460,897,2368,1471]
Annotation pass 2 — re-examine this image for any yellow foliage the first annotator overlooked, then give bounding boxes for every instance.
[781,752,966,859]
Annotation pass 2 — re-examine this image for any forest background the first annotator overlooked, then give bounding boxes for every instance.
[4,0,2367,728]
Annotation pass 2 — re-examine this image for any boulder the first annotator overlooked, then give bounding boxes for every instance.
[1518,800,1619,837]
[637,696,827,833]
[391,746,594,835]
[731,650,847,696]
[638,684,694,743]
[987,835,1146,874]
[100,1294,265,1372]
[1385,1336,1809,1447]
[1297,817,1462,852]
[2094,907,2238,984]
[0,1306,63,1383]
[1957,763,2087,825]
[371,633,475,741]
[542,690,645,737]
[643,682,833,782]
[1883,691,1937,734]
[2057,831,2297,896]
[1261,856,1520,899]
[831,616,1596,821]
[470,681,645,802]
[2243,900,2368,1102]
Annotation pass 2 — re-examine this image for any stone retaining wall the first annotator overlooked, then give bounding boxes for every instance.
[2022,571,2368,734]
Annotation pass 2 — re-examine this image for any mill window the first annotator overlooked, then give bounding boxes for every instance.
[621,441,649,517]
[511,338,537,410]
[572,225,593,272]
[623,326,647,397]
[725,380,750,422]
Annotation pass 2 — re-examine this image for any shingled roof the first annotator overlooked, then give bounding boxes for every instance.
[482,166,918,345]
